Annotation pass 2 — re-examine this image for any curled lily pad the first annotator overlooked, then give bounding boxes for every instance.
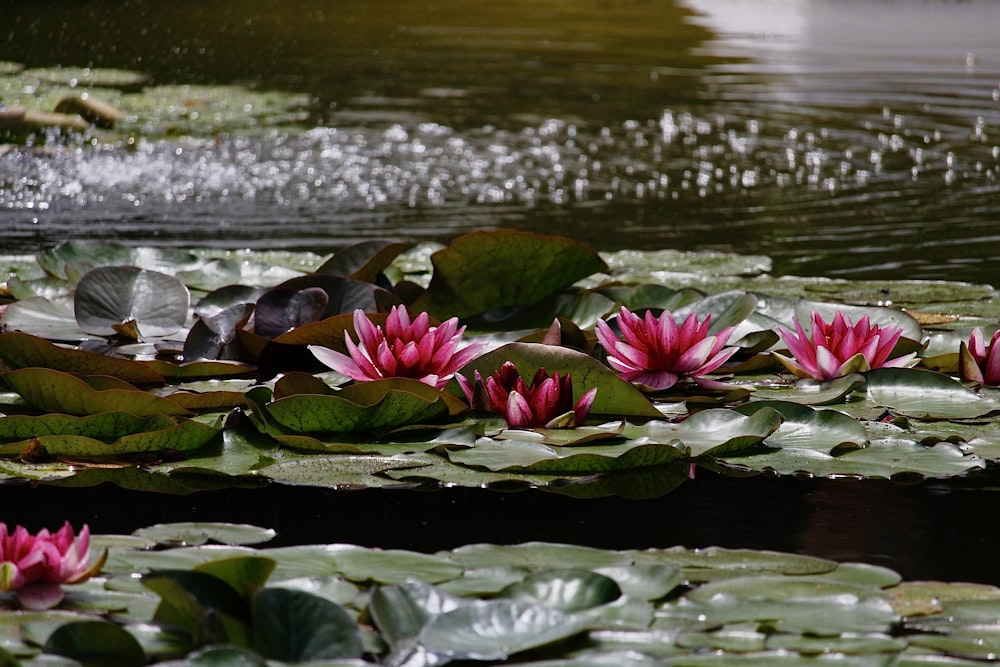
[622,408,783,458]
[735,400,868,452]
[74,265,190,337]
[253,286,330,338]
[497,568,622,612]
[0,332,165,383]
[315,239,411,283]
[3,367,190,417]
[183,302,255,361]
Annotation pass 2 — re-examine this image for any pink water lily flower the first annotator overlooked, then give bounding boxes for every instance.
[774,310,916,381]
[960,327,1000,386]
[0,522,106,610]
[595,306,739,390]
[458,361,597,429]
[309,305,484,389]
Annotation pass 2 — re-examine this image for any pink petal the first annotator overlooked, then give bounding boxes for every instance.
[17,582,65,611]
[674,336,717,373]
[814,345,846,380]
[505,390,535,427]
[309,345,366,380]
[456,373,475,403]
[354,309,382,352]
[698,345,740,375]
[573,387,598,424]
[624,369,680,390]
[530,377,560,422]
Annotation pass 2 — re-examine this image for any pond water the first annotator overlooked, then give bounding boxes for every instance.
[3,0,1000,582]
[3,0,999,283]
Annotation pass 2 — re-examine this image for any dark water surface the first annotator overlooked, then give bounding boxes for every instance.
[3,0,1000,579]
[2,0,999,283]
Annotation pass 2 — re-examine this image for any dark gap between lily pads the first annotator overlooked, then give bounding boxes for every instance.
[1,469,995,587]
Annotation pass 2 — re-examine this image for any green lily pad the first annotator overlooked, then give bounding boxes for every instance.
[448,543,633,571]
[74,265,190,338]
[43,620,146,667]
[411,228,608,319]
[417,599,589,660]
[3,368,190,417]
[262,379,465,437]
[622,408,783,458]
[134,523,277,547]
[0,332,166,383]
[497,569,622,612]
[735,401,868,452]
[253,587,363,662]
[863,368,1000,419]
[0,295,90,341]
[446,437,686,474]
[0,416,217,458]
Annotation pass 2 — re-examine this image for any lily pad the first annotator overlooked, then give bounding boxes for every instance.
[411,229,608,319]
[0,332,165,383]
[863,368,1000,419]
[3,367,191,417]
[74,266,190,338]
[417,599,589,660]
[261,379,466,437]
[134,523,277,547]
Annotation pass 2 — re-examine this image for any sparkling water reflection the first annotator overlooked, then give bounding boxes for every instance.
[2,0,999,285]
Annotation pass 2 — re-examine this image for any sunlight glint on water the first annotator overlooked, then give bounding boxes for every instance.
[0,0,998,284]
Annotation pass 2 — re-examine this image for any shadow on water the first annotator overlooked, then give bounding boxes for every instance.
[3,470,999,585]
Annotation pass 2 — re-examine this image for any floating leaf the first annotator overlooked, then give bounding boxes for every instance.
[0,332,166,383]
[498,568,622,612]
[0,416,216,458]
[863,367,1000,419]
[411,229,608,319]
[369,580,466,652]
[448,543,633,571]
[3,367,190,417]
[253,287,330,338]
[134,523,277,547]
[253,587,363,662]
[184,302,255,361]
[418,599,589,660]
[262,378,465,436]
[0,296,89,341]
[43,620,146,667]
[735,400,868,452]
[446,437,686,474]
[623,408,783,458]
[315,239,411,283]
[74,265,190,337]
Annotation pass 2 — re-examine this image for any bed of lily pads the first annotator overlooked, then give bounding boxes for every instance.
[4,223,1000,664]
[0,62,311,143]
[1,228,999,498]
[2,520,1000,666]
